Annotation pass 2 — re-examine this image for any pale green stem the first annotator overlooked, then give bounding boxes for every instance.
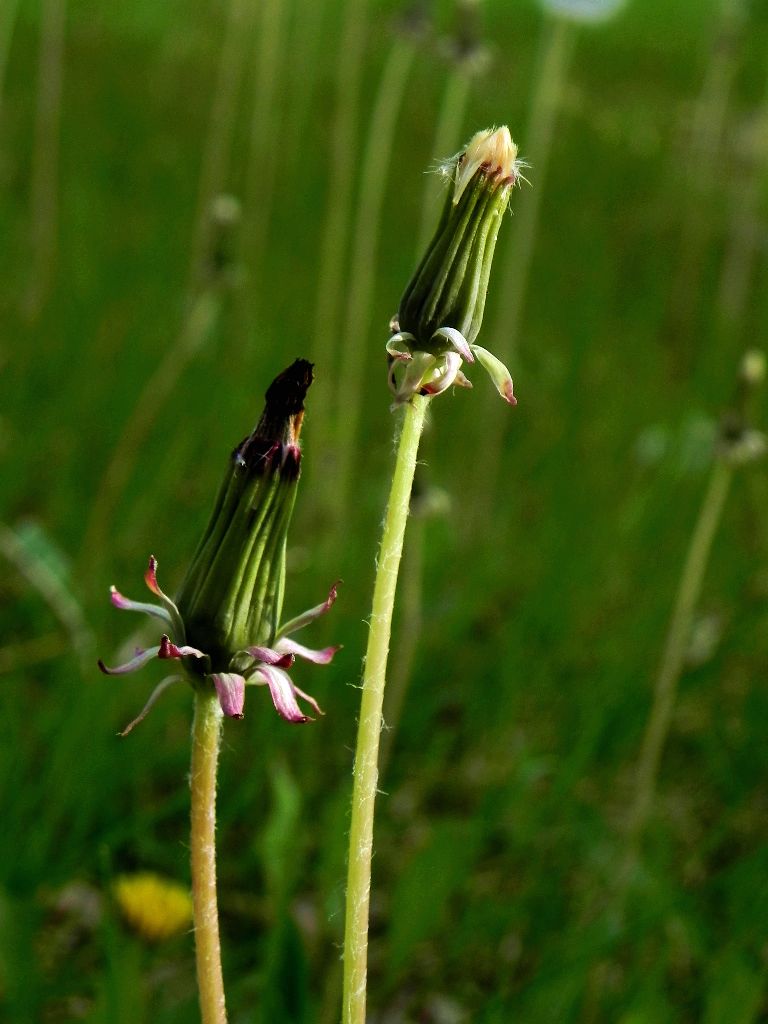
[332,41,416,520]
[308,0,370,479]
[342,395,429,1024]
[81,290,220,573]
[23,0,66,322]
[190,691,228,1024]
[626,458,732,856]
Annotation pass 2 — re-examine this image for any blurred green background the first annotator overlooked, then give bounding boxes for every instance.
[2,0,768,1020]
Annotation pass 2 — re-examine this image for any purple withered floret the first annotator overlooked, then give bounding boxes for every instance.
[99,557,340,731]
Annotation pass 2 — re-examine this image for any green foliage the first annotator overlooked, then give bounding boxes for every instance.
[2,0,768,1020]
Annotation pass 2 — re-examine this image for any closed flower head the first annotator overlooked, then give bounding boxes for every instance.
[99,360,340,729]
[388,126,523,405]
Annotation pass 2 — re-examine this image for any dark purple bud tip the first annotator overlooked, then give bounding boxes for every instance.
[256,359,314,445]
[239,359,314,477]
[264,359,314,421]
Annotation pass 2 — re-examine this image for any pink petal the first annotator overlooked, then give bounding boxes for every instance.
[431,326,475,363]
[212,673,246,719]
[393,351,439,404]
[277,581,341,639]
[158,635,206,661]
[275,637,340,665]
[110,586,172,626]
[471,345,517,406]
[98,645,161,676]
[143,555,165,597]
[255,665,313,724]
[119,676,183,736]
[386,332,415,361]
[292,683,324,717]
[420,351,462,397]
[246,645,295,668]
[141,555,185,634]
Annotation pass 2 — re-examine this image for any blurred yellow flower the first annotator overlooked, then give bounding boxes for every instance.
[114,872,193,942]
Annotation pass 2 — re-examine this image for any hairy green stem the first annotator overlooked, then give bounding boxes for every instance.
[190,691,228,1024]
[342,395,429,1024]
[626,459,732,848]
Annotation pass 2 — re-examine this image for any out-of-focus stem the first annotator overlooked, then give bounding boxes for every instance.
[494,15,573,367]
[282,0,325,172]
[240,0,288,333]
[81,290,221,571]
[188,0,252,291]
[23,0,66,322]
[343,395,429,1024]
[470,16,574,522]
[0,522,94,674]
[190,691,228,1024]
[714,54,768,341]
[0,633,66,673]
[332,41,416,520]
[0,0,20,124]
[308,0,370,480]
[625,459,732,856]
[667,0,745,348]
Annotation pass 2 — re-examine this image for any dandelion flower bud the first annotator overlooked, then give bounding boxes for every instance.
[99,360,340,726]
[388,126,523,405]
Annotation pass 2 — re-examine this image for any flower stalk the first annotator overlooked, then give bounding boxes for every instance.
[343,393,429,1024]
[621,350,766,899]
[190,691,227,1024]
[99,360,339,1024]
[342,126,522,1024]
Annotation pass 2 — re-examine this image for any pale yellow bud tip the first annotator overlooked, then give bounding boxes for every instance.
[453,126,519,204]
